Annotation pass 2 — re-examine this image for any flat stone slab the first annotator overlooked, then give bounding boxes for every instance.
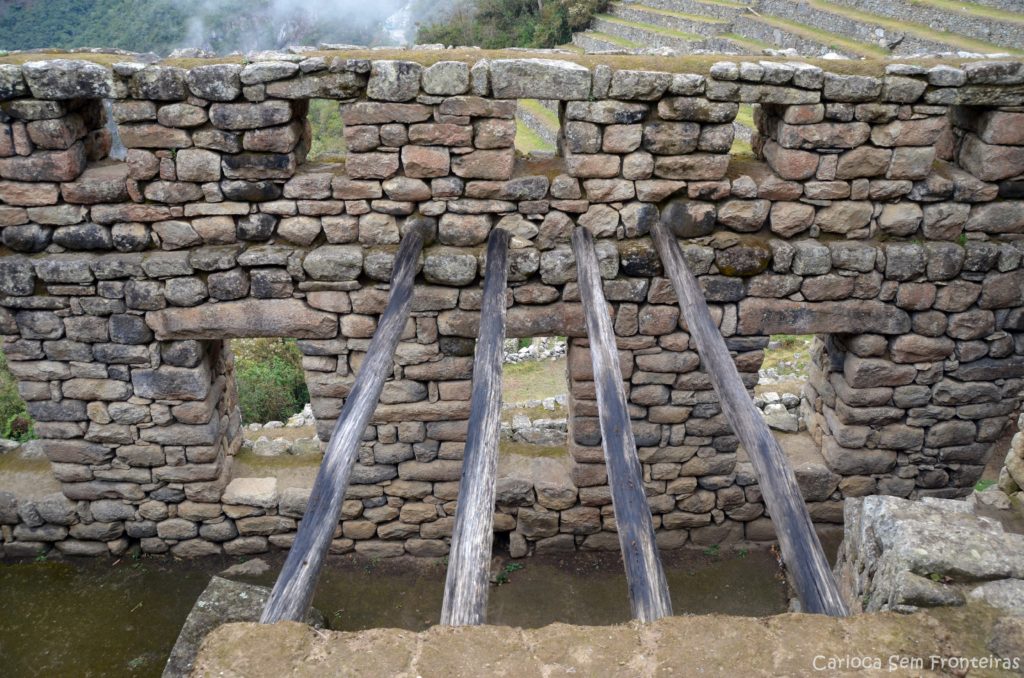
[222,477,279,508]
[163,576,322,678]
[737,298,911,336]
[835,495,1024,614]
[146,299,338,340]
[192,604,1014,677]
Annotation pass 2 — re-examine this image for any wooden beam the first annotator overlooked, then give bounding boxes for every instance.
[650,220,848,617]
[571,226,674,623]
[260,224,427,623]
[441,228,511,626]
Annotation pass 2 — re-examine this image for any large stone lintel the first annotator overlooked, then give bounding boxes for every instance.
[737,298,911,336]
[146,299,337,340]
[437,303,589,338]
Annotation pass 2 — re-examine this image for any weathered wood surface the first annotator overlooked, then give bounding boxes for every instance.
[441,228,511,626]
[650,219,848,617]
[260,225,426,624]
[571,226,674,623]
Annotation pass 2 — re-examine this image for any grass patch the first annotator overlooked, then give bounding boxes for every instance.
[760,334,812,375]
[720,32,777,52]
[233,448,323,470]
[515,119,557,156]
[578,30,642,48]
[687,0,749,8]
[499,440,567,458]
[734,103,755,131]
[910,0,1024,24]
[975,479,997,492]
[502,356,567,403]
[614,4,728,25]
[593,14,704,41]
[745,14,889,58]
[811,0,1024,54]
[518,99,560,132]
[730,137,754,157]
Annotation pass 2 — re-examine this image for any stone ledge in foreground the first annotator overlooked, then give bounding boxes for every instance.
[191,605,1020,677]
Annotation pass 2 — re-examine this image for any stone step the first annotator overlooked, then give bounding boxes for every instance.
[571,30,643,53]
[619,0,752,21]
[607,2,731,37]
[590,14,705,52]
[820,0,1024,53]
[757,0,956,56]
[729,13,882,58]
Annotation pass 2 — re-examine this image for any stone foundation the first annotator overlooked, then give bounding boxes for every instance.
[1,53,1023,559]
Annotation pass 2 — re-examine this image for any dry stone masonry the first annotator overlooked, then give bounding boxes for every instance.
[0,53,1023,559]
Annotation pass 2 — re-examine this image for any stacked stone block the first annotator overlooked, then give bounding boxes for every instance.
[0,54,1022,559]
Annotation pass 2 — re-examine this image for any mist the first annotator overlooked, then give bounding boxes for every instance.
[176,0,411,54]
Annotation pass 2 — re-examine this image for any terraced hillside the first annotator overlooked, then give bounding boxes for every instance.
[572,0,1024,57]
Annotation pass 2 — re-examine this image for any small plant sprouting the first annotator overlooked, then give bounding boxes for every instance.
[738,547,749,558]
[494,561,525,586]
[703,544,720,557]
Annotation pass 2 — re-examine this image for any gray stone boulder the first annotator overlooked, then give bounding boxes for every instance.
[367,61,422,102]
[22,59,113,99]
[835,495,1024,614]
[490,59,591,100]
[162,576,323,678]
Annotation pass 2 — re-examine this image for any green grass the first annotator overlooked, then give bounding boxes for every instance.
[502,357,567,403]
[746,13,889,58]
[515,119,557,156]
[578,30,642,48]
[730,103,755,157]
[499,440,568,458]
[730,137,754,157]
[613,3,728,25]
[686,0,749,8]
[232,449,323,471]
[720,32,777,52]
[734,103,755,131]
[518,99,560,132]
[593,14,704,41]
[909,0,1024,24]
[975,479,997,492]
[813,0,1024,54]
[760,335,812,375]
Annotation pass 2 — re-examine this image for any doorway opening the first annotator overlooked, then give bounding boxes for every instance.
[754,334,813,434]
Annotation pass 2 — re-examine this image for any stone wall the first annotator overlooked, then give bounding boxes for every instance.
[0,53,1023,559]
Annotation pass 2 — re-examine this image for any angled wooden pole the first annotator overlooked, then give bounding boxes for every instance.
[261,224,426,624]
[571,226,674,623]
[650,219,848,617]
[441,228,511,626]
